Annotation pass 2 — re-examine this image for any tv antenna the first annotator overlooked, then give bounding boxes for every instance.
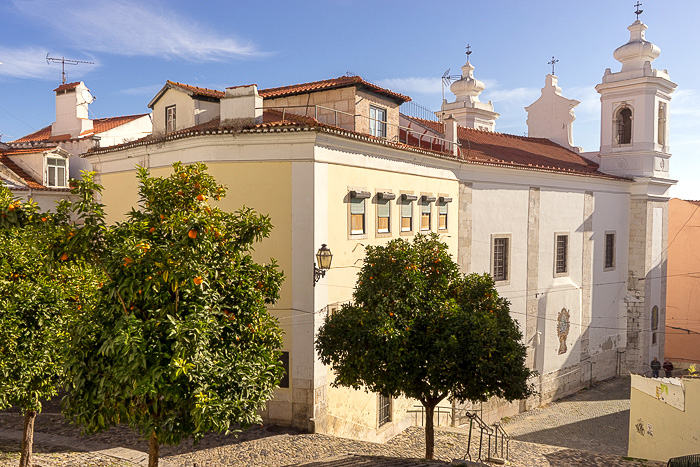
[441,68,462,102]
[46,54,94,85]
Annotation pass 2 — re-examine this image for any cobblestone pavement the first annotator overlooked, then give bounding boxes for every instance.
[0,377,664,466]
[500,376,632,456]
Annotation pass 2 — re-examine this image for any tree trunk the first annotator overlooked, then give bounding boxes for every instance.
[148,430,159,467]
[19,410,36,467]
[424,402,436,460]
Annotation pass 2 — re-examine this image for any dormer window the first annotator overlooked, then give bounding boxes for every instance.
[616,107,632,145]
[166,105,176,134]
[46,157,67,187]
[369,105,387,138]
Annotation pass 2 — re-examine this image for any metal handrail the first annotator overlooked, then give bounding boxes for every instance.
[258,105,458,153]
[668,454,700,467]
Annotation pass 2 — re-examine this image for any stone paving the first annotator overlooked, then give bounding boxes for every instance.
[0,377,665,466]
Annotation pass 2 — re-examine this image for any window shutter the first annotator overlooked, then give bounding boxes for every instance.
[401,201,412,217]
[350,198,365,215]
[378,199,389,217]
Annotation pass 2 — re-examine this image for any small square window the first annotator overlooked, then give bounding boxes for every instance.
[493,236,509,282]
[605,233,615,270]
[555,234,568,275]
[369,105,387,138]
[166,105,176,134]
[279,351,290,388]
[378,394,391,426]
[46,157,67,187]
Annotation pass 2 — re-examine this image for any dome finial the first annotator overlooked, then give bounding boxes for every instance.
[548,56,559,75]
[634,1,643,20]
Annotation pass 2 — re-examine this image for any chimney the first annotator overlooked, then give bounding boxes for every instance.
[51,81,94,138]
[444,114,458,155]
[220,84,262,127]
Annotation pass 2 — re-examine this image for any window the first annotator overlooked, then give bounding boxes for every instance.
[166,105,176,134]
[651,306,659,346]
[421,202,431,231]
[377,192,394,234]
[349,190,370,235]
[369,105,387,138]
[605,232,615,270]
[616,107,632,145]
[279,351,290,388]
[400,194,416,232]
[378,394,391,426]
[555,234,568,275]
[46,157,67,187]
[658,102,666,146]
[493,237,509,282]
[438,197,450,230]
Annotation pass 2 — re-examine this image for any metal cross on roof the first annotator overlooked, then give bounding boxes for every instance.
[634,1,643,20]
[548,56,559,75]
[466,44,472,61]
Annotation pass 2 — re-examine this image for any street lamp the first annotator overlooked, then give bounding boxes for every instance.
[314,244,332,286]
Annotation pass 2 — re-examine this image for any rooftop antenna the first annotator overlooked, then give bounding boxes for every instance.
[634,1,643,20]
[548,55,559,75]
[46,54,94,85]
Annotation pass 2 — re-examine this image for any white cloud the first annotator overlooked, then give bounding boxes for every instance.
[375,77,442,96]
[12,0,261,61]
[0,46,54,78]
[119,84,165,96]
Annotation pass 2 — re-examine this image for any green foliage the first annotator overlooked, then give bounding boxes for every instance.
[62,162,285,447]
[316,233,535,405]
[0,187,99,414]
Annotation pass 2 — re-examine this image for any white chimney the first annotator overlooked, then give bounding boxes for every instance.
[220,84,262,127]
[444,114,458,155]
[51,81,94,138]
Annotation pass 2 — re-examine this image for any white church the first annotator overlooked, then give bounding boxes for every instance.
[4,14,674,442]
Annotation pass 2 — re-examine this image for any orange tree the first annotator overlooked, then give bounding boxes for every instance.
[0,186,100,467]
[62,163,284,467]
[315,234,535,460]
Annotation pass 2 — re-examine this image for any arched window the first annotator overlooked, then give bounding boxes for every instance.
[658,102,667,146]
[616,107,632,144]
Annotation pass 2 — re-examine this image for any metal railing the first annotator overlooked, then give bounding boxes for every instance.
[408,405,510,464]
[668,454,700,467]
[400,101,439,122]
[260,105,457,154]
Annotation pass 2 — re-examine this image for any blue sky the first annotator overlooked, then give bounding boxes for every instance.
[1,0,698,198]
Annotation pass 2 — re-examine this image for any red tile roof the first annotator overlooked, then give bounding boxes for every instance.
[259,76,411,103]
[167,81,225,99]
[53,82,81,92]
[11,114,148,143]
[0,151,46,189]
[401,116,607,177]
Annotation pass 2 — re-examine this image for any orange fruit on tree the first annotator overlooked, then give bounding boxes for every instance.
[149,227,156,233]
[196,194,206,202]
[188,229,197,239]
[193,276,203,285]
[60,253,69,261]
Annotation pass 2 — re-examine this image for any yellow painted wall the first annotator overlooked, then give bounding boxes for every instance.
[321,160,459,440]
[628,375,700,462]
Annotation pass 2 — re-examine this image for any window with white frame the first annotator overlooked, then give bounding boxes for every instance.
[46,157,67,187]
[377,196,391,234]
[493,236,509,282]
[369,105,387,138]
[166,105,176,134]
[555,234,568,275]
[349,190,370,235]
[605,232,615,270]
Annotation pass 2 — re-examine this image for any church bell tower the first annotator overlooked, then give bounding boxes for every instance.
[596,8,676,374]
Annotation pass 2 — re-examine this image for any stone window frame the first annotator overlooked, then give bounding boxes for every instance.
[657,101,667,147]
[347,187,370,240]
[491,233,511,285]
[377,394,392,428]
[651,305,659,346]
[553,232,569,277]
[399,192,417,237]
[375,190,395,238]
[604,231,616,271]
[419,194,436,232]
[165,105,176,134]
[613,104,633,147]
[437,195,451,232]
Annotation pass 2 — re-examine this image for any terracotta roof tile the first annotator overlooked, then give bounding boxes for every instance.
[11,114,148,143]
[167,81,225,99]
[259,76,410,103]
[401,116,606,177]
[53,82,81,92]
